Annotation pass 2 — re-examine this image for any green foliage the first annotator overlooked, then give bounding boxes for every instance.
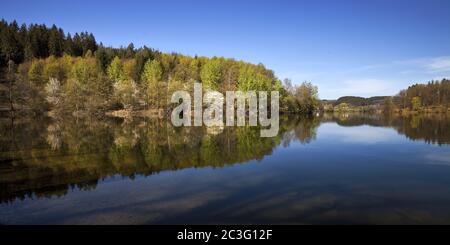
[141,59,163,108]
[70,57,99,85]
[0,19,98,67]
[122,59,138,81]
[141,59,162,83]
[335,96,388,107]
[280,80,320,114]
[43,56,67,81]
[334,103,350,112]
[48,25,64,57]
[134,46,154,79]
[107,56,123,82]
[3,19,320,116]
[201,58,222,90]
[0,20,23,65]
[394,79,450,110]
[95,46,110,72]
[294,82,319,113]
[237,63,274,91]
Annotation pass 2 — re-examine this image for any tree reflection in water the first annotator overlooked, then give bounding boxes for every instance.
[0,112,449,203]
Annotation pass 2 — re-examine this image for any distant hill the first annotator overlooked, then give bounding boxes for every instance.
[332,96,388,106]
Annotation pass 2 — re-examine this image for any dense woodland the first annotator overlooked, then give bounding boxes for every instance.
[334,96,387,107]
[392,79,450,111]
[0,20,319,117]
[322,80,450,114]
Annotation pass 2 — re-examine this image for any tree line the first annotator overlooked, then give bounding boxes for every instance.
[0,19,97,65]
[382,79,450,113]
[0,20,320,117]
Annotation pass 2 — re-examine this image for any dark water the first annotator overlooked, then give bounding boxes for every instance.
[1,113,450,224]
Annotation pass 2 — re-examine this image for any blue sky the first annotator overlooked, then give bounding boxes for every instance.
[1,0,450,99]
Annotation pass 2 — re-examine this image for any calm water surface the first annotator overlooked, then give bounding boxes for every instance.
[1,113,450,224]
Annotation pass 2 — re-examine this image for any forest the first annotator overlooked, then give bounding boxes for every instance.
[320,80,450,114]
[390,79,450,112]
[0,20,319,117]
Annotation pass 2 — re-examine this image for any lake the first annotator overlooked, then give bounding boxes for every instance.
[1,113,450,224]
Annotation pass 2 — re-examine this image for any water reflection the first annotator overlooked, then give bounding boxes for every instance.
[323,113,450,145]
[1,113,450,224]
[0,115,318,203]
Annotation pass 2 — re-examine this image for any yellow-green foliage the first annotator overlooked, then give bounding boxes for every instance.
[200,58,222,90]
[334,103,350,112]
[141,59,163,108]
[16,51,318,114]
[107,56,123,82]
[2,19,320,115]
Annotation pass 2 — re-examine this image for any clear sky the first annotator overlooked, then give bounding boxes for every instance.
[2,0,450,99]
